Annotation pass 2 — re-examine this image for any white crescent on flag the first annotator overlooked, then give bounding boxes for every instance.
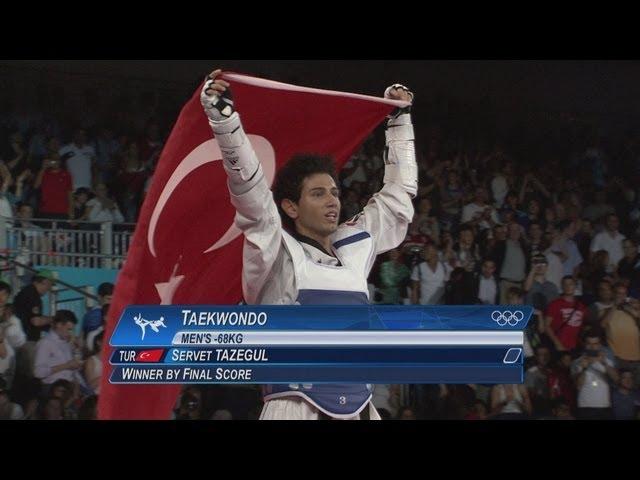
[148,135,276,258]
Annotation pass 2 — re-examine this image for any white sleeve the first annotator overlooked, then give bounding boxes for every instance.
[229,180,284,305]
[382,113,417,198]
[347,114,416,254]
[350,183,414,255]
[208,112,264,196]
[208,113,284,305]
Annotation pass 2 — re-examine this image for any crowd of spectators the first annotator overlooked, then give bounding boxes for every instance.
[2,68,640,419]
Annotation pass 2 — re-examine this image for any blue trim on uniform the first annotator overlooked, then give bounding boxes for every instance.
[297,289,369,305]
[265,384,373,416]
[333,232,371,250]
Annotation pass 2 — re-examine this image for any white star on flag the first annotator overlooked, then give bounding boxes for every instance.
[154,260,185,305]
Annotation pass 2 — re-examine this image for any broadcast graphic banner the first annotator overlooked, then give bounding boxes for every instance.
[108,305,530,385]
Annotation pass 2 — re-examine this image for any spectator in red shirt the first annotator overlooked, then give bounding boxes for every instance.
[33,153,72,220]
[544,275,588,353]
[117,139,148,222]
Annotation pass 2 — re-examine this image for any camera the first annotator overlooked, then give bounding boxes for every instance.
[408,246,423,263]
[585,349,600,357]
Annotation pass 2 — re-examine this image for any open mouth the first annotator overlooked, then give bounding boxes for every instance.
[325,212,338,222]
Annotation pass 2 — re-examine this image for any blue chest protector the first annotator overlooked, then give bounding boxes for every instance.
[262,228,376,418]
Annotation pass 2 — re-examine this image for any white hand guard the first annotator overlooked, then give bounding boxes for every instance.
[384,83,414,119]
[200,76,236,123]
[383,84,417,198]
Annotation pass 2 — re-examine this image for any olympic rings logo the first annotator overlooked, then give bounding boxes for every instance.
[491,310,524,326]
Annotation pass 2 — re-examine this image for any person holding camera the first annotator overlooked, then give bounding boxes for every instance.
[601,283,640,385]
[401,222,430,261]
[571,328,619,419]
[461,187,499,231]
[452,225,481,273]
[33,152,73,222]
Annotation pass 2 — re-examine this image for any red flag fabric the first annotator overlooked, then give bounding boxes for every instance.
[97,72,406,419]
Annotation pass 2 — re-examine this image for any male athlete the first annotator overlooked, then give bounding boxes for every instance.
[200,69,417,420]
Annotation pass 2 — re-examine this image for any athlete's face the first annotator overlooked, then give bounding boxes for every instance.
[291,174,341,238]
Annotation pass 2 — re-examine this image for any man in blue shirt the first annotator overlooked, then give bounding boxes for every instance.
[82,282,113,338]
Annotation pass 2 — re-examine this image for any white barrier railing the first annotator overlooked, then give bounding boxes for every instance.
[0,216,134,269]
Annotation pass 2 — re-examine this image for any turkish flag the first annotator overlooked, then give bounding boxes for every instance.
[97,72,405,419]
[135,349,165,363]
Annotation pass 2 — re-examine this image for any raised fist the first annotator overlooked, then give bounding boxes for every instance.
[200,69,235,122]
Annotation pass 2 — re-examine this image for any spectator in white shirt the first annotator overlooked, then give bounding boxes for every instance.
[411,245,447,305]
[571,328,619,420]
[58,129,96,190]
[590,214,626,273]
[461,187,500,231]
[34,310,84,389]
[551,220,584,277]
[476,259,499,305]
[86,183,124,223]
